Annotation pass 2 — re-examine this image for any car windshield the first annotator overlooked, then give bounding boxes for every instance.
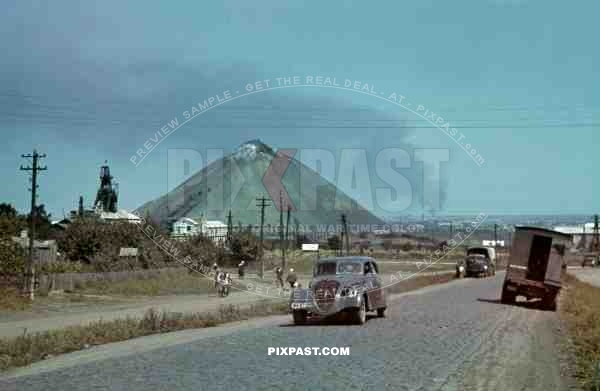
[315,261,363,275]
[467,248,489,257]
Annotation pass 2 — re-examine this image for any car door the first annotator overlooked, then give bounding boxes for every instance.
[365,261,384,308]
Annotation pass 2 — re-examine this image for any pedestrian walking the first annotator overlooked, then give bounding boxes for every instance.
[275,266,284,288]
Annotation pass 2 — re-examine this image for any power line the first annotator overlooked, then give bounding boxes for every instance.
[256,194,270,279]
[20,149,47,301]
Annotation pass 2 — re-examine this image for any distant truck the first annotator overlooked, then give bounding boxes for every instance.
[456,247,496,278]
[501,226,572,311]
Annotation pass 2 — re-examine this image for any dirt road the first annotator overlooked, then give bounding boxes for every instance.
[0,273,576,390]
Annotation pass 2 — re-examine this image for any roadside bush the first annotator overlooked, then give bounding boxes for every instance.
[0,240,25,277]
[38,261,84,274]
[401,241,415,252]
[230,231,258,263]
[58,218,174,271]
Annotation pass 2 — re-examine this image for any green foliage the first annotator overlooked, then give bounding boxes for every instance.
[38,261,84,274]
[25,204,52,240]
[230,231,258,263]
[0,203,17,218]
[327,235,341,250]
[0,240,25,276]
[57,218,174,271]
[178,234,219,266]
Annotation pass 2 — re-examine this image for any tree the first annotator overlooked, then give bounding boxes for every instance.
[230,231,258,263]
[179,234,219,267]
[0,205,26,280]
[0,203,18,218]
[327,235,341,251]
[0,203,25,239]
[0,239,25,278]
[25,204,52,240]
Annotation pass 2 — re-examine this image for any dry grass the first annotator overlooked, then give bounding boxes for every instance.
[0,301,288,372]
[0,287,31,312]
[73,270,216,297]
[560,273,600,390]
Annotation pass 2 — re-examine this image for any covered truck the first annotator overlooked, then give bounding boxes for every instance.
[501,226,571,311]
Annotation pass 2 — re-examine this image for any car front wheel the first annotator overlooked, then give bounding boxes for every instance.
[354,297,367,325]
[292,310,307,325]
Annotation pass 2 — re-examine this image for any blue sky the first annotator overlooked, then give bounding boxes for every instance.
[1,0,598,219]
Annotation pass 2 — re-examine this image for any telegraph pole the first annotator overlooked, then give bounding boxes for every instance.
[226,209,233,245]
[341,214,349,256]
[592,214,599,252]
[494,223,498,247]
[284,205,291,272]
[20,149,47,301]
[279,190,285,260]
[256,194,270,279]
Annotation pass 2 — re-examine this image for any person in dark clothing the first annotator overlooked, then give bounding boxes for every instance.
[285,268,298,288]
[275,267,284,288]
[238,260,246,279]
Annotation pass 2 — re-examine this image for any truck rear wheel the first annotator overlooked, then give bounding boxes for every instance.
[542,294,557,311]
[501,284,516,304]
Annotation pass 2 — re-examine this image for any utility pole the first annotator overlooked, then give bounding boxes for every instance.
[592,214,599,252]
[284,205,291,271]
[494,223,498,247]
[279,190,285,264]
[20,149,47,301]
[256,194,270,279]
[226,209,233,245]
[341,214,349,256]
[78,195,84,217]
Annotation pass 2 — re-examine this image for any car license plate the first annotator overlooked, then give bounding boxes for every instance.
[291,303,308,309]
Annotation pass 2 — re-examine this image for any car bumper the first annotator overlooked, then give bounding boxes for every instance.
[289,295,362,316]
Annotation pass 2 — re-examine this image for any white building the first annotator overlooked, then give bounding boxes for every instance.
[554,222,596,247]
[171,217,228,243]
[202,220,228,243]
[98,209,142,224]
[171,217,202,239]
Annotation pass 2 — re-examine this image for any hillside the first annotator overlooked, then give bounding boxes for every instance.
[135,140,384,232]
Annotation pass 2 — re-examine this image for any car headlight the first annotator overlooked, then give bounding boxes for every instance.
[459,266,465,272]
[484,265,488,270]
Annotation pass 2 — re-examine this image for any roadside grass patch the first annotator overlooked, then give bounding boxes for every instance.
[73,270,216,297]
[0,287,31,312]
[0,301,288,372]
[561,273,600,390]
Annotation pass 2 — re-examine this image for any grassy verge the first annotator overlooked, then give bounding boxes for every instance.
[560,273,600,390]
[73,270,215,297]
[0,301,288,372]
[0,287,31,312]
[0,271,457,372]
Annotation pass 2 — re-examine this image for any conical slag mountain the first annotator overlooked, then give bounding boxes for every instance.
[135,140,384,236]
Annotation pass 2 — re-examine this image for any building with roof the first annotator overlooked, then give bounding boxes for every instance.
[202,220,228,243]
[98,209,142,224]
[11,230,58,265]
[553,222,596,247]
[170,217,228,243]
